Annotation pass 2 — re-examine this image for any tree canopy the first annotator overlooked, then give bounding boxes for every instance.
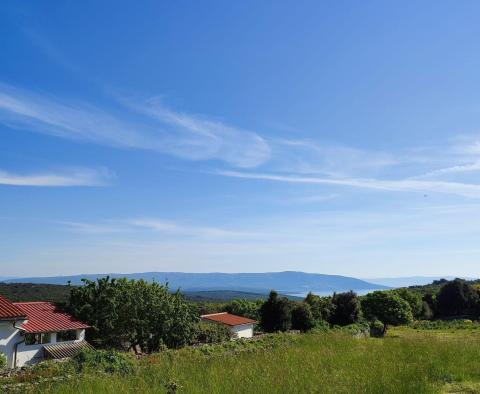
[330,291,362,326]
[304,292,334,322]
[291,303,315,332]
[436,279,479,317]
[362,291,413,334]
[259,290,293,332]
[68,277,199,352]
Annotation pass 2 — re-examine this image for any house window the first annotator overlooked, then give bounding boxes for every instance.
[25,333,51,345]
[57,330,78,342]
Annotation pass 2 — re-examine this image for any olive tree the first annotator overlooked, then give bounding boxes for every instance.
[362,291,413,335]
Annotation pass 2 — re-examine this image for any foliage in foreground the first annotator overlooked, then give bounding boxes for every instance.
[194,321,232,344]
[68,277,199,352]
[23,328,480,394]
[0,353,6,370]
[362,291,413,334]
[72,349,135,375]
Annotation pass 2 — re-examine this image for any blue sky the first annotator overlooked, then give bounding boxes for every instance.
[2,1,480,278]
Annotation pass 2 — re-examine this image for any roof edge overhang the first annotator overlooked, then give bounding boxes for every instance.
[0,316,27,322]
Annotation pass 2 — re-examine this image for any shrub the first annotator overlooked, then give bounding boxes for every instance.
[330,291,362,326]
[340,322,370,337]
[436,279,479,317]
[304,293,334,322]
[411,319,480,330]
[73,348,135,375]
[259,290,293,332]
[195,321,233,344]
[0,352,7,370]
[291,303,315,332]
[313,319,330,332]
[369,320,385,337]
[420,301,434,320]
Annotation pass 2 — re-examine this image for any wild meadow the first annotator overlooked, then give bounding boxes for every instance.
[24,327,480,394]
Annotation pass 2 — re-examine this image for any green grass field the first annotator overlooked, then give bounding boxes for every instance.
[24,326,480,394]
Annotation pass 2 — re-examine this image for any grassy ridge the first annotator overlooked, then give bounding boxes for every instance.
[33,328,480,394]
[0,283,70,303]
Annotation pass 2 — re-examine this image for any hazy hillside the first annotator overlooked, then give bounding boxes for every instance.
[0,283,70,303]
[0,283,299,303]
[4,271,389,294]
[364,276,459,288]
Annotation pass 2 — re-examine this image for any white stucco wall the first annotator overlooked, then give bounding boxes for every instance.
[0,322,86,368]
[230,323,254,339]
[0,320,27,368]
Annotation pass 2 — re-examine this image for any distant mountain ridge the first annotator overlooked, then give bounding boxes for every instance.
[3,271,388,294]
[364,276,474,288]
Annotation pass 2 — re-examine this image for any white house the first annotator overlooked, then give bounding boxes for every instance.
[201,312,256,339]
[0,295,91,368]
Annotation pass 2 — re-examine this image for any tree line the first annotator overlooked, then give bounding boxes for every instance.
[67,277,480,353]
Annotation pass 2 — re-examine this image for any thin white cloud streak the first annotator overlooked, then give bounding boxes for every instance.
[124,97,270,167]
[62,218,260,239]
[412,161,480,179]
[0,83,270,168]
[0,168,111,187]
[129,218,260,238]
[218,170,480,198]
[267,138,399,177]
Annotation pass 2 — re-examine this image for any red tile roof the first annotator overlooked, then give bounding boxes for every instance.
[13,302,90,333]
[0,295,27,320]
[201,312,256,327]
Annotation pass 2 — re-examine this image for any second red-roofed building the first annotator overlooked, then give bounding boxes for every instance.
[201,312,256,338]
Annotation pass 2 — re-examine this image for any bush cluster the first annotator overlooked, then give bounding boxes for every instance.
[195,321,233,344]
[73,349,135,375]
[0,353,7,370]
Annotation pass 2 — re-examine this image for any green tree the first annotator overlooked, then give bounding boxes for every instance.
[330,291,361,326]
[362,291,413,334]
[68,277,199,352]
[436,279,479,317]
[224,299,262,320]
[291,303,315,332]
[259,290,293,332]
[394,288,422,318]
[304,292,334,322]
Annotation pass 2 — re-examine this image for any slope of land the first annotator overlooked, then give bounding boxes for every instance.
[363,276,474,287]
[0,283,71,303]
[16,327,480,393]
[0,283,297,303]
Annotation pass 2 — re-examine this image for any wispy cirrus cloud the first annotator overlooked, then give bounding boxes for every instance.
[0,83,270,168]
[62,217,260,239]
[0,167,111,187]
[412,161,480,179]
[217,170,480,198]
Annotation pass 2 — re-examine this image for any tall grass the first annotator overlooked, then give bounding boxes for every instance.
[35,329,480,394]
